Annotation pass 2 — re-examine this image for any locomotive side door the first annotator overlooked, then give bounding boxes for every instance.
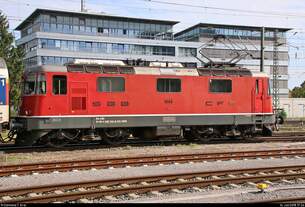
[70,82,88,114]
[254,79,263,113]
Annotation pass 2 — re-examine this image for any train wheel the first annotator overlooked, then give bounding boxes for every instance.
[45,131,69,148]
[183,129,196,141]
[262,125,273,137]
[46,139,68,148]
[191,127,213,143]
[15,131,40,146]
[239,126,256,140]
[102,129,128,146]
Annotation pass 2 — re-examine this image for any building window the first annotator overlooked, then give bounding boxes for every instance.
[63,24,71,33]
[53,75,67,95]
[179,47,196,57]
[79,18,85,25]
[209,79,232,93]
[97,27,104,33]
[85,26,91,33]
[97,77,125,92]
[55,40,61,48]
[41,39,47,48]
[24,57,38,67]
[157,79,181,92]
[85,42,92,49]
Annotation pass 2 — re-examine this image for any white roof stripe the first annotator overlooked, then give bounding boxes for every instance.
[134,67,199,76]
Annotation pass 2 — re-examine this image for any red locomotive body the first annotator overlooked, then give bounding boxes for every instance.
[14,62,275,146]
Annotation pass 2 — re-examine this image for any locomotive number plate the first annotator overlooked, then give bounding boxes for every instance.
[96,117,128,124]
[162,117,176,123]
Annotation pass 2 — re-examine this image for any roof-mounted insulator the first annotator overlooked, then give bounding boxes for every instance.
[149,62,183,68]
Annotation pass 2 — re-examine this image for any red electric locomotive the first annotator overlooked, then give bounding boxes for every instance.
[13,60,275,146]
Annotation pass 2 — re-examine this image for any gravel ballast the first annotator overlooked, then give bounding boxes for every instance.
[1,141,305,166]
[117,184,305,203]
[1,156,305,191]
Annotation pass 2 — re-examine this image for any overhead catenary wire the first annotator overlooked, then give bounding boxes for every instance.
[2,0,305,34]
[2,1,305,66]
[3,0,305,21]
[138,0,305,18]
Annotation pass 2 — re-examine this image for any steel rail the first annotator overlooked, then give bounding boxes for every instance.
[1,164,305,203]
[2,148,305,177]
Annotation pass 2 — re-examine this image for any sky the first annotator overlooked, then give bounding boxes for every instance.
[1,0,305,89]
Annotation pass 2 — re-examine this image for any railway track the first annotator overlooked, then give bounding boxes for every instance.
[1,165,305,203]
[0,139,191,153]
[0,134,305,154]
[2,148,305,177]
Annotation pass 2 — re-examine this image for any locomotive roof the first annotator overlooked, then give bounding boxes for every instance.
[25,65,269,78]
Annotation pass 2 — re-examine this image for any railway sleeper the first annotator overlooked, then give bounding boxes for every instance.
[2,172,305,203]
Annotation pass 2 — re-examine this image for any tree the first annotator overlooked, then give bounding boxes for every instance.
[291,80,305,98]
[0,11,24,113]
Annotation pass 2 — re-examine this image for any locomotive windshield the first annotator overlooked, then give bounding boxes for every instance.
[24,74,36,95]
[37,74,46,94]
[23,73,46,95]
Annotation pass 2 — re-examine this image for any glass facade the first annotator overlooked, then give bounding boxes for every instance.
[41,56,74,65]
[24,56,74,67]
[38,38,175,56]
[178,47,197,57]
[21,13,174,40]
[175,26,286,41]
[24,57,39,67]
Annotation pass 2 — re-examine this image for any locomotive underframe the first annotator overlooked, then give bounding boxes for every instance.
[14,113,275,130]
[13,113,275,146]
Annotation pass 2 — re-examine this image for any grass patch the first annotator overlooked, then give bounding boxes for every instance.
[189,143,200,148]
[0,155,33,164]
[175,143,199,148]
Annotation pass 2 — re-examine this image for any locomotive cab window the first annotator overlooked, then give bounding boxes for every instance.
[157,79,181,93]
[268,79,271,96]
[97,77,125,92]
[24,74,36,95]
[209,79,232,93]
[256,79,259,94]
[37,74,46,94]
[53,75,67,95]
